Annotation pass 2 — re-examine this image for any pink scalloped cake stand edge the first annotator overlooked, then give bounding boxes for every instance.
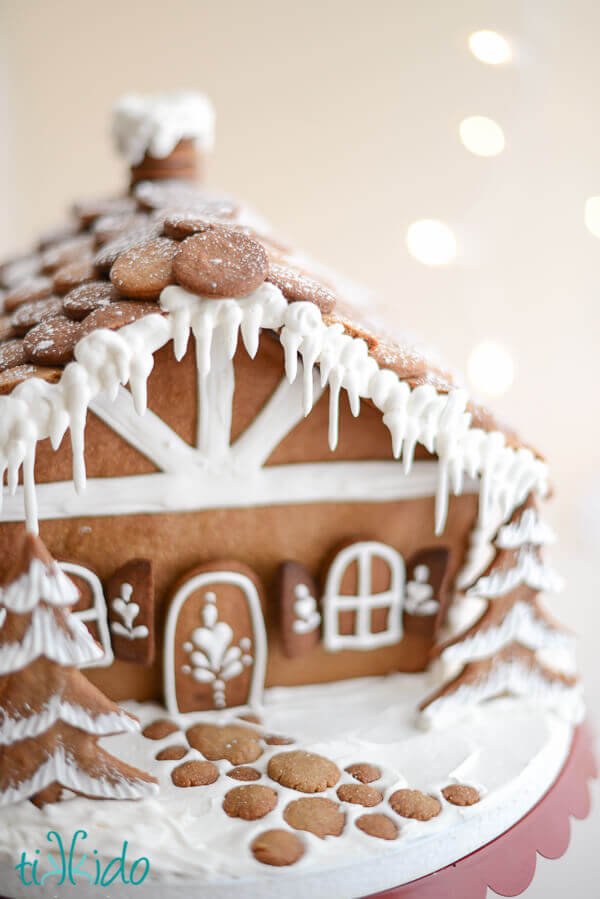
[367,722,597,899]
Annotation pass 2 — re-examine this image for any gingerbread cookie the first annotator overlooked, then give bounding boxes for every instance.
[222,784,277,820]
[283,797,345,839]
[0,339,27,373]
[3,276,53,313]
[24,316,83,366]
[345,763,381,784]
[79,300,160,337]
[173,229,268,298]
[11,296,64,336]
[171,760,219,787]
[62,281,119,320]
[250,830,304,867]
[267,750,340,793]
[267,262,336,313]
[142,719,179,741]
[110,237,178,299]
[389,789,441,821]
[52,259,96,296]
[186,723,263,764]
[355,813,399,841]
[40,234,94,274]
[156,745,188,761]
[337,783,383,807]
[0,364,62,395]
[442,784,480,806]
[227,766,261,781]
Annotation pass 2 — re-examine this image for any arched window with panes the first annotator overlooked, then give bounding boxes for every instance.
[323,541,405,651]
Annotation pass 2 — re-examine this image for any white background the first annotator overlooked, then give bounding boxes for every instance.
[0,1,598,894]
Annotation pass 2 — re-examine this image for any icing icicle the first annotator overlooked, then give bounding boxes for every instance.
[0,284,549,538]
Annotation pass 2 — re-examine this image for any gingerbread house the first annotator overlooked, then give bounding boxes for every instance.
[0,93,580,725]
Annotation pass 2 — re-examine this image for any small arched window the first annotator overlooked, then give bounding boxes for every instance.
[323,541,405,651]
[59,562,114,668]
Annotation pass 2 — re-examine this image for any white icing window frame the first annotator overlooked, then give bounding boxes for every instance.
[163,569,267,715]
[59,562,114,669]
[323,541,405,651]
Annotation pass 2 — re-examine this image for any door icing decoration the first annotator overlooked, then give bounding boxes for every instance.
[164,561,267,714]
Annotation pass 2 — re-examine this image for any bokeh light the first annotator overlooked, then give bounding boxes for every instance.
[407,220,457,265]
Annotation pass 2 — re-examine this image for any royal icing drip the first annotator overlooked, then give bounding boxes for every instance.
[0,697,138,745]
[496,508,557,549]
[0,284,550,539]
[421,659,584,729]
[112,91,215,165]
[440,602,575,668]
[467,547,564,599]
[0,746,158,808]
[0,605,103,675]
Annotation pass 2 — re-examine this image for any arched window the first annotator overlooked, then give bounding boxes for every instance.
[59,562,114,668]
[323,541,405,651]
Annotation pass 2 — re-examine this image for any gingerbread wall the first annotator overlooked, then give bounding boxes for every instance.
[0,333,479,703]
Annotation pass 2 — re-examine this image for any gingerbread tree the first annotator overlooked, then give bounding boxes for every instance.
[0,532,158,808]
[420,495,582,726]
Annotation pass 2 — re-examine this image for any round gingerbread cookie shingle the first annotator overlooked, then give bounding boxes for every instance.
[11,297,65,336]
[267,262,336,313]
[110,238,178,299]
[3,276,53,313]
[251,829,305,867]
[173,229,268,298]
[62,282,120,321]
[92,212,151,246]
[94,222,163,276]
[222,784,277,820]
[0,363,62,395]
[40,234,94,274]
[283,797,345,839]
[0,316,17,342]
[24,315,83,366]
[52,260,96,296]
[0,339,27,373]
[267,750,340,793]
[74,195,137,229]
[79,300,161,338]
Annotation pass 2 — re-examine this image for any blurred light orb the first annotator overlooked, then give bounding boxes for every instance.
[468,341,514,396]
[584,196,600,238]
[459,116,505,156]
[407,220,457,265]
[469,31,511,65]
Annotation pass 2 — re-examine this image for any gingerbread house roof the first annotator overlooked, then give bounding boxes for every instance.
[0,93,549,538]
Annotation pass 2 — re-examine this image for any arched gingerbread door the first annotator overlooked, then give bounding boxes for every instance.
[164,561,267,714]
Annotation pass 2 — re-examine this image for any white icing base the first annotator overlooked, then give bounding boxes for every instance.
[0,673,577,899]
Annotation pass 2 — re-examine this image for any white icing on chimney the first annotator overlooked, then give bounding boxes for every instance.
[111,92,215,165]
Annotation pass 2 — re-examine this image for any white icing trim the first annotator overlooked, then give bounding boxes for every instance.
[229,366,324,469]
[0,557,78,613]
[0,284,549,537]
[440,602,575,667]
[467,547,564,599]
[0,745,158,807]
[421,659,584,729]
[0,604,103,675]
[91,387,201,473]
[164,569,267,714]
[323,541,405,651]
[59,563,114,669]
[0,697,139,745]
[496,508,557,549]
[112,92,215,164]
[0,461,474,521]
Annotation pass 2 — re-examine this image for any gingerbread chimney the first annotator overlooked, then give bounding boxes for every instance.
[112,91,215,186]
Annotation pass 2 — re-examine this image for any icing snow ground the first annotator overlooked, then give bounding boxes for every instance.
[0,672,573,899]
